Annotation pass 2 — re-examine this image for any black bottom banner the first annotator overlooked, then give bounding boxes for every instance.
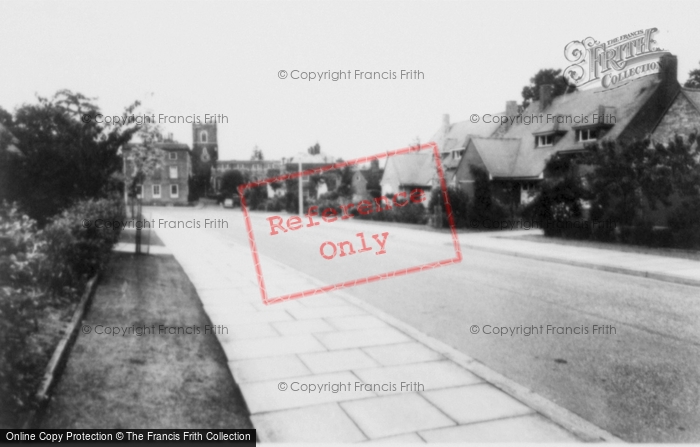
[1,430,256,445]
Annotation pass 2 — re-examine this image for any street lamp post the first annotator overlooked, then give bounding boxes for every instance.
[298,158,303,215]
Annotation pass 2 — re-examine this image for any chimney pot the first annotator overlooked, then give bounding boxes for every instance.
[504,100,520,132]
[442,114,450,131]
[658,54,678,85]
[540,84,553,109]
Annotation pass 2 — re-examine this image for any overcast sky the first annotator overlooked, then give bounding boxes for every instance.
[1,0,699,162]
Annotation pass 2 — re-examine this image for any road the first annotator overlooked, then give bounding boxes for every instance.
[149,206,700,442]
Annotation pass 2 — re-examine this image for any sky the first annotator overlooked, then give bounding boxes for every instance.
[1,0,699,162]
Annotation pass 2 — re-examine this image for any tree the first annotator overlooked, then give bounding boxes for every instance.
[581,139,675,225]
[251,145,264,161]
[684,61,700,88]
[524,153,589,237]
[336,165,355,198]
[307,142,321,155]
[5,90,140,224]
[527,135,700,242]
[220,169,246,197]
[266,168,283,193]
[521,68,577,108]
[0,106,12,128]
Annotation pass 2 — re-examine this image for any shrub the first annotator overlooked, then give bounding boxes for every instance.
[390,200,427,224]
[428,187,469,228]
[41,198,124,295]
[259,196,285,212]
[523,154,588,238]
[0,197,124,426]
[668,198,700,249]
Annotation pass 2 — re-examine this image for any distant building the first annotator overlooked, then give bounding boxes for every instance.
[451,54,689,213]
[409,54,700,223]
[212,159,283,198]
[351,160,383,202]
[380,151,434,204]
[191,121,219,196]
[283,152,339,200]
[123,137,191,206]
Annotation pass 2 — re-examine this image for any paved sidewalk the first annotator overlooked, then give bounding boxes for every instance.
[154,225,622,443]
[462,231,700,288]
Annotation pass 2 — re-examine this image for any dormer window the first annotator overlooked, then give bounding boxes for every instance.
[200,131,208,143]
[536,135,554,147]
[576,129,597,142]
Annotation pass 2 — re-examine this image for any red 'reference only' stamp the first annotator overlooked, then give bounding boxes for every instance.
[239,142,461,305]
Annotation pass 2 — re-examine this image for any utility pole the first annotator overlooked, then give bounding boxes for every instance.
[298,158,303,215]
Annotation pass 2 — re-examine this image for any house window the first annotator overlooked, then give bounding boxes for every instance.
[152,184,161,198]
[537,135,554,147]
[170,184,179,198]
[452,150,464,160]
[135,185,143,198]
[577,129,597,142]
[169,166,178,179]
[169,151,177,160]
[200,131,208,143]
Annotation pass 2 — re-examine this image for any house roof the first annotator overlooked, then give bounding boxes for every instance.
[430,117,502,169]
[385,151,434,187]
[154,142,190,151]
[681,88,700,113]
[470,137,522,178]
[124,141,190,152]
[357,169,383,181]
[471,74,664,178]
[218,159,281,166]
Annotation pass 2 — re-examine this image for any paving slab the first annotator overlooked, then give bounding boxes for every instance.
[419,413,582,443]
[271,318,335,335]
[251,403,367,443]
[422,383,534,424]
[326,315,391,331]
[299,349,380,374]
[221,334,327,361]
[239,371,373,413]
[353,361,483,395]
[362,342,444,366]
[229,355,312,383]
[315,327,412,350]
[340,393,456,439]
[365,433,426,443]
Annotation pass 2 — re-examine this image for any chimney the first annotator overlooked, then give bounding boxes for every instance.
[504,100,520,131]
[442,114,450,133]
[540,84,553,109]
[658,54,678,85]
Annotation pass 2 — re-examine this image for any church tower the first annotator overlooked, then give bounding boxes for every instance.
[191,121,218,196]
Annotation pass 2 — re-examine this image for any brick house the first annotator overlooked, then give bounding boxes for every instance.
[123,140,191,206]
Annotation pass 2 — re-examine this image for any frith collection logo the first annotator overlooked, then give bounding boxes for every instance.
[564,28,670,90]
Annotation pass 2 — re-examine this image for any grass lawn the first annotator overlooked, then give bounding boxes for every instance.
[39,249,253,429]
